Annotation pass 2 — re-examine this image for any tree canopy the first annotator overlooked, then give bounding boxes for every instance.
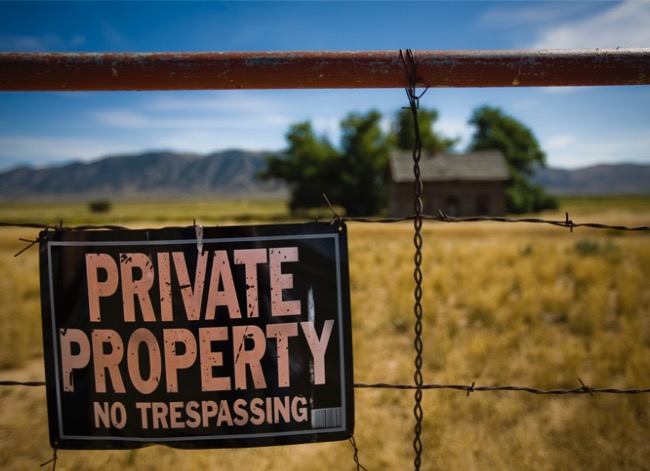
[336,110,390,216]
[392,108,459,154]
[261,105,556,216]
[259,121,339,213]
[467,106,557,213]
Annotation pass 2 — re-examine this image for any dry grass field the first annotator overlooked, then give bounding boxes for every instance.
[0,197,649,470]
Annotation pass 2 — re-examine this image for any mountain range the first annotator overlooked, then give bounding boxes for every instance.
[531,164,650,196]
[0,150,648,200]
[0,150,286,200]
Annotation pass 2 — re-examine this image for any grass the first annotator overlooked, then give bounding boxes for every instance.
[0,228,42,368]
[556,195,650,215]
[0,196,649,470]
[0,198,291,226]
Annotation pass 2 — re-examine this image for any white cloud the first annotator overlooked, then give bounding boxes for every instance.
[479,1,600,28]
[90,108,292,131]
[541,86,592,95]
[150,129,286,154]
[101,21,129,49]
[544,129,650,168]
[544,134,576,151]
[0,130,285,170]
[0,136,135,165]
[0,33,85,52]
[93,91,330,131]
[581,131,650,159]
[90,110,152,128]
[509,97,540,112]
[532,1,650,49]
[87,90,374,150]
[437,116,472,149]
[147,92,284,113]
[312,116,343,143]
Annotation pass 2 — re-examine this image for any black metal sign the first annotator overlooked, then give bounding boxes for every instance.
[39,223,353,448]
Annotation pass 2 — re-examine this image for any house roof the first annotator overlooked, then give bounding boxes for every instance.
[389,150,510,183]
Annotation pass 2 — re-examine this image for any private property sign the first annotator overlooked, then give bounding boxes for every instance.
[39,223,353,449]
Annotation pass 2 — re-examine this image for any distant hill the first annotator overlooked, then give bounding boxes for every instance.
[532,163,650,196]
[0,150,647,200]
[0,150,287,200]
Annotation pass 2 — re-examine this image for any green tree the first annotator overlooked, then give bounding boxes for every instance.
[259,121,339,213]
[467,105,558,213]
[261,111,391,217]
[338,110,390,216]
[393,108,458,153]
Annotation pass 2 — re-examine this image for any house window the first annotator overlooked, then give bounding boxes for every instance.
[476,195,489,215]
[445,196,459,217]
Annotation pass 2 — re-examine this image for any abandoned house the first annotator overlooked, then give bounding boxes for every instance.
[388,150,510,217]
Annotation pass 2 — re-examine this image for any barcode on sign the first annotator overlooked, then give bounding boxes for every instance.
[310,407,342,429]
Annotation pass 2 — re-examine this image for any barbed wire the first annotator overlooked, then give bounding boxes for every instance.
[0,380,47,387]
[0,222,140,233]
[4,211,645,259]
[354,380,650,396]
[4,208,650,234]
[1,210,649,240]
[335,211,650,232]
[3,379,649,396]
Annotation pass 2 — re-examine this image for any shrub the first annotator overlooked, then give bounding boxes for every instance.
[89,200,112,213]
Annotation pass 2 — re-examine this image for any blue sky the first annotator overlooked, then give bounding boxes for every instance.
[0,0,649,170]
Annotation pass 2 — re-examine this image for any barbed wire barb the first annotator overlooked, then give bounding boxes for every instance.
[322,193,342,227]
[14,236,40,257]
[39,448,58,471]
[578,377,594,396]
[566,212,574,233]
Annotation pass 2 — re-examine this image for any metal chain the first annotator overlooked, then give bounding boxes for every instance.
[401,48,427,471]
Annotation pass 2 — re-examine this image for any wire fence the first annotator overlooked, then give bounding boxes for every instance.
[2,210,650,259]
[1,207,649,470]
[1,48,649,471]
[0,212,650,470]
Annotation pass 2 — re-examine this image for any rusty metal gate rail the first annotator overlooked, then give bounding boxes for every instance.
[1,48,649,91]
